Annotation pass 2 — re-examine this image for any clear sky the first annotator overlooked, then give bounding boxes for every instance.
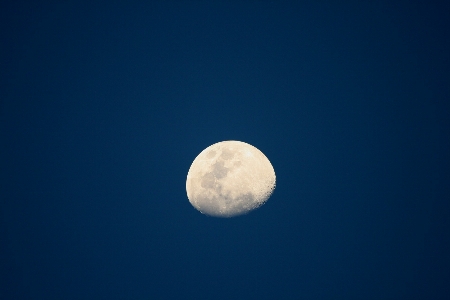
[2,1,450,299]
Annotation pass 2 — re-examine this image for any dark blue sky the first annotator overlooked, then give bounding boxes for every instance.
[2,1,449,299]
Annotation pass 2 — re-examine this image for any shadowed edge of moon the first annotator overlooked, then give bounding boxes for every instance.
[194,192,258,218]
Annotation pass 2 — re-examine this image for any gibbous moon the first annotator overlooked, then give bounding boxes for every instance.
[186,140,276,217]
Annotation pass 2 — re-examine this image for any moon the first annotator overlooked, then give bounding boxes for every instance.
[186,140,276,217]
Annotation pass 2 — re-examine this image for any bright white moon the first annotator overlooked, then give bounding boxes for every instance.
[186,140,276,217]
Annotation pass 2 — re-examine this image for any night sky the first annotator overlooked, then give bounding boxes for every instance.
[2,1,450,299]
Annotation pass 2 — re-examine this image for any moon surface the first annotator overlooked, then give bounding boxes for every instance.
[186,140,276,217]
